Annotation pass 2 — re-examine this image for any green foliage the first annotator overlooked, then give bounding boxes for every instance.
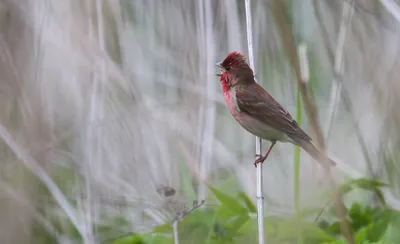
[111,177,399,244]
[317,178,399,244]
[338,178,389,205]
[112,234,171,244]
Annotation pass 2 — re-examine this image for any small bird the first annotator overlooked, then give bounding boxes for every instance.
[216,51,336,168]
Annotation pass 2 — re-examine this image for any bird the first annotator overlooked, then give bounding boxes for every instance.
[216,51,336,168]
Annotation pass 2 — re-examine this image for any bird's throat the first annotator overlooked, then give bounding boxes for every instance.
[221,81,231,101]
[221,81,230,93]
[222,86,241,113]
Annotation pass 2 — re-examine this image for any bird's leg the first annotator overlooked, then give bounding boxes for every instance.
[254,140,277,167]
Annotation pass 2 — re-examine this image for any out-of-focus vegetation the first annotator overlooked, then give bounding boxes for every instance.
[1,0,400,243]
[112,179,398,244]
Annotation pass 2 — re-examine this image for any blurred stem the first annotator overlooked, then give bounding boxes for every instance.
[244,0,265,244]
[325,0,353,144]
[0,124,82,237]
[314,0,377,180]
[271,0,325,149]
[173,221,179,244]
[294,87,303,244]
[380,0,400,23]
[172,200,204,244]
[312,0,334,62]
[197,0,216,202]
[271,0,355,243]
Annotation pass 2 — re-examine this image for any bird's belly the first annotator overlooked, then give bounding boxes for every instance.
[223,89,290,142]
[233,111,290,142]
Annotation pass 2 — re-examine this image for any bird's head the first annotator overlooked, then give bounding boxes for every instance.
[216,52,254,89]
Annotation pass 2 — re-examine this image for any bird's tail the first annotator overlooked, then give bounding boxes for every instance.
[298,140,336,167]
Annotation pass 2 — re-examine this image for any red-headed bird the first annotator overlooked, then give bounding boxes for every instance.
[216,51,336,168]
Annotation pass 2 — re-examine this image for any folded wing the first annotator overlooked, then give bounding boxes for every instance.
[235,83,311,141]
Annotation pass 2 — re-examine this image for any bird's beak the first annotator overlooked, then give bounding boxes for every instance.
[216,61,223,76]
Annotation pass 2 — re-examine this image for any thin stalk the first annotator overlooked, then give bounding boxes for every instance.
[173,221,179,244]
[244,0,265,243]
[294,42,310,244]
[294,87,303,244]
[197,0,216,202]
[294,43,309,244]
[271,1,355,243]
[171,200,204,244]
[325,0,354,143]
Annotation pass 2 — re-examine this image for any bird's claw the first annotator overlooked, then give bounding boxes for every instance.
[254,155,266,168]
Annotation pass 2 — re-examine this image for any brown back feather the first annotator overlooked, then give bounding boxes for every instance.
[235,83,311,141]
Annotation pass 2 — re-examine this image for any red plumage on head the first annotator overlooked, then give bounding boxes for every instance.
[221,52,249,69]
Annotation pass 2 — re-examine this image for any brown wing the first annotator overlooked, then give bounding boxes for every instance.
[235,83,311,141]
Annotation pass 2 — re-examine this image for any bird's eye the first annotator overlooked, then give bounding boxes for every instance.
[226,66,230,71]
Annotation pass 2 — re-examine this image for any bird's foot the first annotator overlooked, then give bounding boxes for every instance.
[254,154,267,168]
[253,140,277,168]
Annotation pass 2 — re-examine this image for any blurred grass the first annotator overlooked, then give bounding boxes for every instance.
[113,178,396,244]
[0,0,400,243]
[294,84,304,243]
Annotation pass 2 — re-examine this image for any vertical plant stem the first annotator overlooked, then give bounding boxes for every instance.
[294,89,304,244]
[294,43,309,244]
[197,0,216,202]
[173,221,179,244]
[244,0,265,243]
[294,75,303,244]
[271,1,355,243]
[325,0,353,142]
[171,201,204,244]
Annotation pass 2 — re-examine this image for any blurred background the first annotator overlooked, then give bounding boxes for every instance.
[1,0,400,243]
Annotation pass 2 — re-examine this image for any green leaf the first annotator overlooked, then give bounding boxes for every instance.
[355,226,368,243]
[318,220,330,229]
[355,178,389,189]
[326,221,341,235]
[113,234,172,244]
[207,185,246,214]
[216,205,237,220]
[375,189,387,206]
[338,184,353,195]
[349,203,371,231]
[112,235,146,244]
[339,178,388,195]
[183,210,215,225]
[349,203,362,221]
[366,209,392,242]
[205,211,218,244]
[223,214,250,239]
[237,192,257,213]
[379,210,400,242]
[321,241,346,244]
